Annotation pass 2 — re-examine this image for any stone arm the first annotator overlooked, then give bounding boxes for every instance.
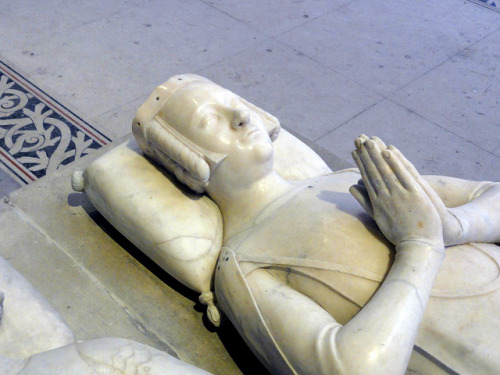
[240,139,446,375]
[422,175,500,245]
[246,240,443,375]
[353,135,500,246]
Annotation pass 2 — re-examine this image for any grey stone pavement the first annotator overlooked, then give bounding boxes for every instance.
[0,1,498,374]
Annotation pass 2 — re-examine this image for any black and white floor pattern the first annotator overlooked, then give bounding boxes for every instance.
[0,60,111,194]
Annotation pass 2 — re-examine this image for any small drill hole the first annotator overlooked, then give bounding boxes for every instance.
[178,78,183,81]
[137,122,141,126]
[156,97,159,100]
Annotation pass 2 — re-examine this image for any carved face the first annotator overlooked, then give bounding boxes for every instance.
[158,80,275,181]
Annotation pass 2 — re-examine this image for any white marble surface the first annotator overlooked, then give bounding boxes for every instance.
[0,238,212,375]
[13,338,212,375]
[81,76,500,374]
[0,256,73,359]
[75,75,333,326]
[0,162,244,374]
[0,1,498,374]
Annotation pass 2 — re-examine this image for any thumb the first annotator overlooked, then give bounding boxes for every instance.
[349,184,374,217]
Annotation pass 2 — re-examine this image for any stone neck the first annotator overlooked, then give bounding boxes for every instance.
[207,170,296,242]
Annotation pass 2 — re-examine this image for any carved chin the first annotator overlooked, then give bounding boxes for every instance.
[254,142,274,162]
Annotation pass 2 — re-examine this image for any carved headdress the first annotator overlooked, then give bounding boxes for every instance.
[132,74,281,193]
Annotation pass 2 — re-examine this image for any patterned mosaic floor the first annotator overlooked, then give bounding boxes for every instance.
[468,0,499,12]
[0,61,111,189]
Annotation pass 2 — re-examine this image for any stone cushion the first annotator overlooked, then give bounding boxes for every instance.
[74,130,331,297]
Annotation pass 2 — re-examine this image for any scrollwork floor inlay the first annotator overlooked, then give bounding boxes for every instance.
[0,61,111,185]
[467,0,499,12]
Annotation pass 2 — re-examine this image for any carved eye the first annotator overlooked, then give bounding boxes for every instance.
[200,113,217,129]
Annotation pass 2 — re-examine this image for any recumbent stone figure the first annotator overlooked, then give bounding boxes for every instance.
[74,74,500,375]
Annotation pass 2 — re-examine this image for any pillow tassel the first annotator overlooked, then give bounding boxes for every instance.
[199,291,220,327]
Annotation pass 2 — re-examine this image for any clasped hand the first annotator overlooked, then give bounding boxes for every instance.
[350,135,443,249]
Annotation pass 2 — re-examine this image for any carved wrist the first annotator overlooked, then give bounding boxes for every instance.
[389,241,445,306]
[447,208,468,245]
[392,240,444,278]
[396,239,444,255]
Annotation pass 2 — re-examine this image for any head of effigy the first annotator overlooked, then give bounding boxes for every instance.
[133,74,281,193]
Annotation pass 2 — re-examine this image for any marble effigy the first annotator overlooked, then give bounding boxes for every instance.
[4,337,212,375]
[72,74,500,375]
[0,256,74,360]
[0,256,212,374]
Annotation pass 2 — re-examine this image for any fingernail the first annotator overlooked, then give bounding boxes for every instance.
[365,140,374,149]
[382,150,391,159]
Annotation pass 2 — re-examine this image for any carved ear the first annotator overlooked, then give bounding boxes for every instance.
[236,95,281,141]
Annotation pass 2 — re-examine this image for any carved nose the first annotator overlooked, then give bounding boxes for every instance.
[233,110,250,128]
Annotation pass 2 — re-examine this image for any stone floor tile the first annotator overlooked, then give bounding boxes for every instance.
[2,1,266,130]
[317,99,500,181]
[0,168,20,198]
[93,94,150,139]
[198,39,382,142]
[277,0,499,96]
[0,200,10,215]
[0,0,137,52]
[391,30,500,157]
[202,0,351,37]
